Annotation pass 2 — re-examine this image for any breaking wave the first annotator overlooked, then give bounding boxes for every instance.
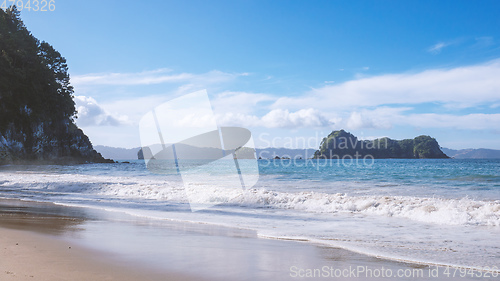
[1,172,499,227]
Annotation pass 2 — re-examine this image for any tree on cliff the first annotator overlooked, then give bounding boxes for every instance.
[0,6,110,164]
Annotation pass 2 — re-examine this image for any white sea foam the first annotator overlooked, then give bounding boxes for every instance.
[236,189,500,226]
[1,172,499,227]
[2,170,500,270]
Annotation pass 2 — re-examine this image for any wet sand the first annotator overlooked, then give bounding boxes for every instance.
[0,228,199,281]
[0,199,199,281]
[0,199,485,281]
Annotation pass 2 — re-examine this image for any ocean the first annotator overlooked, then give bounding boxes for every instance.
[1,158,499,273]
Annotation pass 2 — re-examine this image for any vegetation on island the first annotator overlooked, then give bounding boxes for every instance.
[313,130,449,159]
[0,6,111,164]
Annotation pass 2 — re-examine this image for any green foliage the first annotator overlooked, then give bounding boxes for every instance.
[0,7,108,164]
[412,135,444,158]
[0,6,75,131]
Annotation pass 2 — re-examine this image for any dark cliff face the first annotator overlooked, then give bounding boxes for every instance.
[0,7,111,165]
[313,130,449,159]
[0,120,111,165]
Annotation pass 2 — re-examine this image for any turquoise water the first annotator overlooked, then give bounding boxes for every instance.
[257,159,500,200]
[1,159,500,270]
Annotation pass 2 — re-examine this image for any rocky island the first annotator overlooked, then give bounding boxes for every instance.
[0,7,111,165]
[313,130,449,159]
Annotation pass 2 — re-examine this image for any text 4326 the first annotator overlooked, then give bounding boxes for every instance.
[1,0,55,11]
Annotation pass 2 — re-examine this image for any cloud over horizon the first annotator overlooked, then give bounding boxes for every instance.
[273,59,500,111]
[215,108,334,129]
[72,59,500,138]
[75,96,128,127]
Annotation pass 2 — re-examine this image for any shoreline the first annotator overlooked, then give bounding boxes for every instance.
[0,198,491,280]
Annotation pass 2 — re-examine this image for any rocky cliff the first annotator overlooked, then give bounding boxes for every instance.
[0,7,111,165]
[0,120,111,164]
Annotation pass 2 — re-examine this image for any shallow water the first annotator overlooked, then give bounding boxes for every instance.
[1,159,499,271]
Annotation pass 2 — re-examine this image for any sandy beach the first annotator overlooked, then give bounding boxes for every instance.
[0,228,201,281]
[0,198,489,281]
[0,199,199,281]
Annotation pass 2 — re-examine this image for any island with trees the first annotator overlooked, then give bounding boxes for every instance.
[313,130,449,159]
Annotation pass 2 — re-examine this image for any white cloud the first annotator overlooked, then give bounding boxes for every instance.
[215,112,261,127]
[333,108,500,131]
[401,113,500,130]
[75,96,128,126]
[427,42,449,54]
[71,69,246,86]
[71,59,500,147]
[211,91,274,114]
[91,91,275,128]
[215,108,334,129]
[473,36,494,48]
[171,105,500,131]
[273,59,500,110]
[261,109,333,128]
[127,106,332,129]
[345,112,369,129]
[326,107,410,130]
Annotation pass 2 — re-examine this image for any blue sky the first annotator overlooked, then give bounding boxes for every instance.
[18,0,500,149]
